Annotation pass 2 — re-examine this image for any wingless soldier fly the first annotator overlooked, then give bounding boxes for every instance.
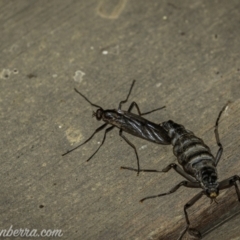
[122,103,240,239]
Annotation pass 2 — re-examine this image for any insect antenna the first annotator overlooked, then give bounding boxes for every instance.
[74,88,102,109]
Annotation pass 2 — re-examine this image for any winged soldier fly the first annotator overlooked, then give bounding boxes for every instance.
[62,80,171,175]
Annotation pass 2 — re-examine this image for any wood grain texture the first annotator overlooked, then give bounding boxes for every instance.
[0,0,240,239]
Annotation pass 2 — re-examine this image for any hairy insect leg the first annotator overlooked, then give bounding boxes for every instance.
[119,129,140,175]
[219,175,240,200]
[178,191,204,240]
[74,88,102,109]
[86,125,115,162]
[62,123,108,156]
[214,103,229,166]
[140,181,200,202]
[118,80,136,110]
[121,163,197,183]
[127,101,166,116]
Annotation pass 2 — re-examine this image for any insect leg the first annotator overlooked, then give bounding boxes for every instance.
[120,166,162,174]
[121,163,197,183]
[161,163,197,182]
[119,129,140,175]
[214,103,229,166]
[62,123,108,156]
[140,181,200,202]
[127,101,166,116]
[178,191,204,240]
[86,125,115,162]
[118,80,136,110]
[219,175,240,200]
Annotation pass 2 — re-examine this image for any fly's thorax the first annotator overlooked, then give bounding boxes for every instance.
[101,109,122,127]
[194,164,219,198]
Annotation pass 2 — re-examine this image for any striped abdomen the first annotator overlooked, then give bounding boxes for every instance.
[162,120,215,174]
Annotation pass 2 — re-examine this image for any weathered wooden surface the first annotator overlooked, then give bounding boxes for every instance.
[1,0,240,239]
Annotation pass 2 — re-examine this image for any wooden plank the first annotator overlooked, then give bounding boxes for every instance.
[0,0,240,239]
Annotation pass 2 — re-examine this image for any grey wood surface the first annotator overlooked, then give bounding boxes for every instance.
[1,1,240,239]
